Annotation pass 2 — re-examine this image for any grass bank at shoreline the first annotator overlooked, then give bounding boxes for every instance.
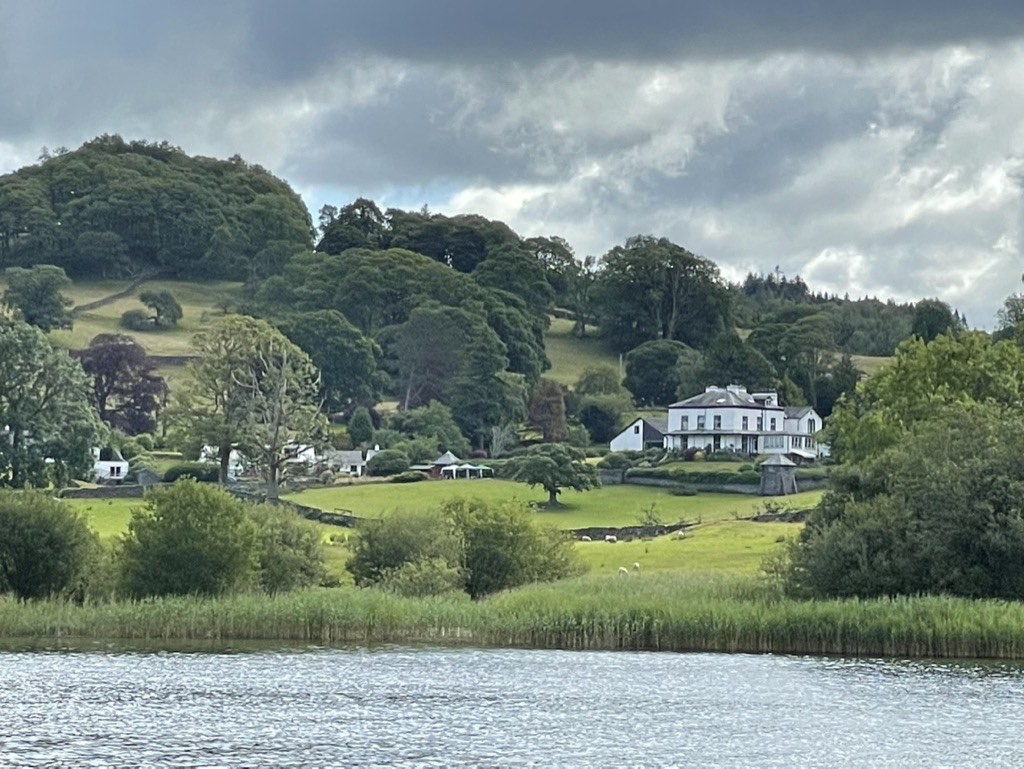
[5,574,1024,660]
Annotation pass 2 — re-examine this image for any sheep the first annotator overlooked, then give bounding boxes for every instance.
[580,535,592,542]
[604,535,617,543]
[632,562,641,573]
[618,566,629,577]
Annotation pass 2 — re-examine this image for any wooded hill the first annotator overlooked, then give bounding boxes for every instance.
[0,138,974,436]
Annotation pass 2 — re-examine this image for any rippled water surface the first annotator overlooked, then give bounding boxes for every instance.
[1,647,1023,767]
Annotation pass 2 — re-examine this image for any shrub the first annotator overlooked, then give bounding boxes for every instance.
[366,449,410,476]
[134,433,155,451]
[668,487,698,496]
[377,557,466,598]
[162,461,220,483]
[119,308,153,331]
[444,498,583,598]
[248,504,327,593]
[347,509,462,587]
[391,471,429,484]
[597,452,632,470]
[738,464,754,473]
[0,491,97,600]
[118,479,260,597]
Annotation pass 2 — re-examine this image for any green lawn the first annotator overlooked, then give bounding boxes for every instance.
[543,317,619,386]
[286,479,823,529]
[576,520,800,576]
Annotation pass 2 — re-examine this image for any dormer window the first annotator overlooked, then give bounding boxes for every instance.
[808,419,816,433]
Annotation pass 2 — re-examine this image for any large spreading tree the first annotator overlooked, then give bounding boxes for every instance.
[75,333,167,435]
[170,315,327,498]
[508,443,599,508]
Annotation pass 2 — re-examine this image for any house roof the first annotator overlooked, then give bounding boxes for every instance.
[324,450,365,465]
[641,417,667,434]
[761,454,797,467]
[669,388,781,409]
[784,406,814,419]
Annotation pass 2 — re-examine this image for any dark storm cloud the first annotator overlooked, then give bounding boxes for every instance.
[242,0,1024,68]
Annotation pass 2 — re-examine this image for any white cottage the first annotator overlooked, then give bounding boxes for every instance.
[609,417,667,453]
[92,447,129,484]
[663,385,822,460]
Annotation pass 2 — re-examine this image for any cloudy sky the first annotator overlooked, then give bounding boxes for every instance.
[3,1,1024,326]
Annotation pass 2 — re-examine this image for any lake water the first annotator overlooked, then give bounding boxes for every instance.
[1,647,1022,767]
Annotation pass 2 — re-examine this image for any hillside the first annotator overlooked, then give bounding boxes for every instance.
[543,318,620,385]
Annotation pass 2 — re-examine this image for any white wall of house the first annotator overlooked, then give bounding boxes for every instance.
[610,418,647,453]
[92,448,129,483]
[662,386,824,457]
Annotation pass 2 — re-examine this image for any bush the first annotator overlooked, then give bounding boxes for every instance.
[162,462,220,483]
[390,471,429,484]
[444,498,582,598]
[347,509,462,587]
[134,433,155,451]
[119,308,153,331]
[738,464,754,473]
[627,467,761,485]
[0,491,97,600]
[347,499,583,598]
[597,452,633,470]
[366,449,411,477]
[118,479,261,597]
[248,503,327,593]
[377,557,466,598]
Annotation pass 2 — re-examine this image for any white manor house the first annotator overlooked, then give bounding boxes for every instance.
[610,384,823,461]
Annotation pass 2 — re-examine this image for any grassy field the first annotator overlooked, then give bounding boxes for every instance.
[850,354,891,376]
[543,317,619,386]
[577,521,800,576]
[285,479,823,529]
[50,279,242,354]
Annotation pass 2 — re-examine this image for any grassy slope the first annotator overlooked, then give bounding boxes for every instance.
[543,317,620,386]
[51,279,242,355]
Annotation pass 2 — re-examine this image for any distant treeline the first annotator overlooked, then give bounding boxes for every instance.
[0,139,970,423]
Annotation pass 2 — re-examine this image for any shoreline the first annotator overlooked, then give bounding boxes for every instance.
[4,574,1024,660]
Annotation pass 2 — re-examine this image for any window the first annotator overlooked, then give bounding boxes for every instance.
[634,425,641,434]
[793,436,802,448]
[742,416,748,430]
[679,436,688,450]
[681,416,689,430]
[808,419,816,433]
[756,417,763,430]
[713,415,722,429]
[770,418,777,431]
[697,415,705,430]
[764,435,784,449]
[713,435,721,450]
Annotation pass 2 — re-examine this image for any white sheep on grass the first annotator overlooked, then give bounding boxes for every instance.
[618,566,629,577]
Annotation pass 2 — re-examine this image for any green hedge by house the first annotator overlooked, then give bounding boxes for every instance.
[627,467,762,485]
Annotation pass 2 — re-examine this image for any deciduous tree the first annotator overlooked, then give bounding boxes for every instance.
[0,318,102,486]
[508,443,599,508]
[75,333,167,435]
[2,265,74,332]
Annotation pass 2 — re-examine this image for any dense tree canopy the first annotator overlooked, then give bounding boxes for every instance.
[0,319,102,486]
[75,333,167,435]
[594,235,731,352]
[0,136,312,278]
[2,265,74,332]
[790,405,1024,600]
[623,339,697,406]
[827,332,1024,464]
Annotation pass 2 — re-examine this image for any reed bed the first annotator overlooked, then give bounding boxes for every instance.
[4,574,1024,659]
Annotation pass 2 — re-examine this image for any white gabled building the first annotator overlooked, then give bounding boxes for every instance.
[662,385,822,460]
[92,447,129,484]
[609,417,667,453]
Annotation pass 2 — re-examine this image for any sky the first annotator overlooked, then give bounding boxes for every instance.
[3,1,1024,327]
